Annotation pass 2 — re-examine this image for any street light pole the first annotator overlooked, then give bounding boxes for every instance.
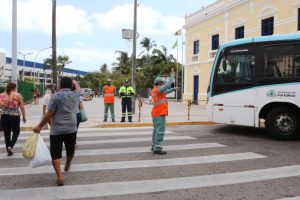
[12,0,17,84]
[131,0,137,114]
[17,52,33,81]
[33,46,52,90]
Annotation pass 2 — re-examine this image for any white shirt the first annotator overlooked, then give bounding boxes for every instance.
[43,93,52,107]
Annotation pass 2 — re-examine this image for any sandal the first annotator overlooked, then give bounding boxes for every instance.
[64,163,71,172]
[56,179,64,186]
[7,147,13,156]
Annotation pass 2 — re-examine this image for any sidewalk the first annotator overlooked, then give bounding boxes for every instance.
[21,97,212,131]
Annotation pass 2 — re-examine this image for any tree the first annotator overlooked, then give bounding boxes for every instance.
[100,63,108,74]
[57,55,71,76]
[112,51,131,75]
[140,37,156,56]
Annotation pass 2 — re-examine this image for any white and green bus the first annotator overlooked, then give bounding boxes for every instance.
[206,33,300,140]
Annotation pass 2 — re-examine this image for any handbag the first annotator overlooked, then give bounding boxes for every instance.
[80,109,88,122]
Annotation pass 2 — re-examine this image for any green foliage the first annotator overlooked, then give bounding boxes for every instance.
[17,80,45,103]
[0,87,4,93]
[82,38,183,94]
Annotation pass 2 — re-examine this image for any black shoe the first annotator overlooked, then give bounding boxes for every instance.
[128,117,132,123]
[112,119,115,122]
[120,117,125,123]
[103,119,107,122]
[153,150,167,155]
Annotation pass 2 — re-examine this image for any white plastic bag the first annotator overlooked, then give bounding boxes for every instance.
[29,136,52,168]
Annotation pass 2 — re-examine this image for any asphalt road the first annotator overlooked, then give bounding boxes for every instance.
[0,124,300,200]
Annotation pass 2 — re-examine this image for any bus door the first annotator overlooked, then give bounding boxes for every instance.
[212,51,256,126]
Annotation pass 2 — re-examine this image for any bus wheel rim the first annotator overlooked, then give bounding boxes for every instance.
[275,114,295,134]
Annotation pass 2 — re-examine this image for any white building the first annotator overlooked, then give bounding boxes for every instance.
[0,52,87,86]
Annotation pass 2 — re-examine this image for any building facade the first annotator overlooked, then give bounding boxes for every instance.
[183,0,300,104]
[0,52,87,86]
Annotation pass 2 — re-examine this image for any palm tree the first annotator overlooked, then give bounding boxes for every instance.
[57,55,72,76]
[140,37,156,56]
[112,51,131,75]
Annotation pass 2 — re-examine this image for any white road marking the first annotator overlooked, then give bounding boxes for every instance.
[11,131,175,141]
[20,126,155,134]
[1,165,300,199]
[0,143,225,160]
[0,136,195,148]
[0,152,263,176]
[278,197,300,200]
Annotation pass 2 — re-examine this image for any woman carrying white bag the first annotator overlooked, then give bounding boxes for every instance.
[33,78,81,186]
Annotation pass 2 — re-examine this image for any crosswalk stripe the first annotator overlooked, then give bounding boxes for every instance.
[1,165,300,199]
[278,197,300,200]
[0,143,225,160]
[8,131,175,141]
[20,126,155,134]
[0,152,265,176]
[0,136,195,148]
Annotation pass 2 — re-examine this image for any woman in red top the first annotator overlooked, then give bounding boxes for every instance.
[0,83,26,156]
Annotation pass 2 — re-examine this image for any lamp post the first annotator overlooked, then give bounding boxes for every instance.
[17,51,33,81]
[12,0,17,84]
[33,46,52,90]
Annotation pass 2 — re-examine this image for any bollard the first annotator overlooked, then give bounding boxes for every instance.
[187,99,192,120]
[138,97,143,122]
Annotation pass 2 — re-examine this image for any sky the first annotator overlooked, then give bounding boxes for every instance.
[0,0,215,72]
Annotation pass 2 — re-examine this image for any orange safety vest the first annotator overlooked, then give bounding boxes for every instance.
[151,86,168,117]
[103,85,115,104]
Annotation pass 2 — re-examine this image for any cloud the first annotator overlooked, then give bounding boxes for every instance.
[59,47,116,71]
[0,47,8,55]
[94,4,184,35]
[0,0,93,36]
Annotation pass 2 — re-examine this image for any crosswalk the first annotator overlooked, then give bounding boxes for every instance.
[0,126,299,199]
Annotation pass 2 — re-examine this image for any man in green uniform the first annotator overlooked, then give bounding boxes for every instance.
[151,72,177,154]
[118,80,135,122]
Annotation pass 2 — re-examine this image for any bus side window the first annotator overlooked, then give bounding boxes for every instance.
[264,44,300,78]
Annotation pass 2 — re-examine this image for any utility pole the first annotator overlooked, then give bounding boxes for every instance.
[12,0,17,84]
[131,0,137,114]
[52,0,58,86]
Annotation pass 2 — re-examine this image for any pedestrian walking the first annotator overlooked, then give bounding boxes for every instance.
[43,86,56,125]
[0,83,26,156]
[33,87,40,105]
[119,80,135,122]
[103,78,115,122]
[33,77,80,186]
[151,72,178,154]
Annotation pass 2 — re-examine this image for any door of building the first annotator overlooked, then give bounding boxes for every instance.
[193,75,199,103]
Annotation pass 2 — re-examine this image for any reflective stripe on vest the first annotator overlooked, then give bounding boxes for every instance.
[154,99,167,106]
[104,94,114,97]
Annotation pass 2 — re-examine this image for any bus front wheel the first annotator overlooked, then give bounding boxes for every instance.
[265,107,300,140]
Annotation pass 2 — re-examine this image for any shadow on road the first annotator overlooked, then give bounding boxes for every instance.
[211,125,275,140]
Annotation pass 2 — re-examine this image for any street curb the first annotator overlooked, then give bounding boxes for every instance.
[20,121,217,131]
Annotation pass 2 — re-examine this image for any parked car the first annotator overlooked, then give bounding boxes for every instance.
[80,88,93,101]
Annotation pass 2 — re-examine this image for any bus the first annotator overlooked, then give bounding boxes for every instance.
[206,33,300,140]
